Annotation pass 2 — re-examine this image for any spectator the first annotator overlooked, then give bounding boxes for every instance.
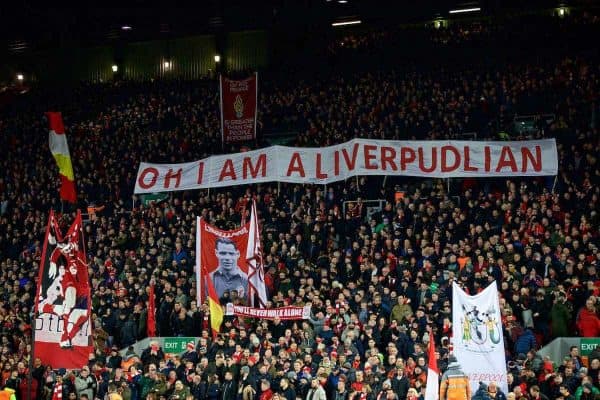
[472,382,490,400]
[550,292,572,338]
[487,381,507,400]
[439,355,471,400]
[306,377,326,400]
[171,379,191,400]
[106,383,123,400]
[529,385,549,400]
[74,366,97,400]
[576,297,600,337]
[0,11,598,400]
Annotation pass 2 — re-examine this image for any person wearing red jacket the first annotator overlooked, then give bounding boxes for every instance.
[576,296,600,337]
[259,379,274,400]
[16,362,37,400]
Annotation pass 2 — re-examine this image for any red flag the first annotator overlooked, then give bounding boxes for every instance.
[196,217,250,338]
[424,330,440,400]
[47,112,77,203]
[206,269,224,339]
[219,73,258,143]
[34,210,92,369]
[147,283,157,337]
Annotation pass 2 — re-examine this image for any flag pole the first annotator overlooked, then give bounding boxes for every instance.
[551,175,558,194]
[29,211,54,400]
[28,325,35,400]
[197,217,203,307]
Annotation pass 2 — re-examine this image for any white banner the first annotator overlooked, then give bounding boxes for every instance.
[452,282,508,395]
[247,201,268,307]
[134,139,558,193]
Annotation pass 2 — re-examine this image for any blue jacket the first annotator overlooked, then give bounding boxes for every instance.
[514,328,536,355]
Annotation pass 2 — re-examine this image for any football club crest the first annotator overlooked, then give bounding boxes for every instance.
[234,94,244,118]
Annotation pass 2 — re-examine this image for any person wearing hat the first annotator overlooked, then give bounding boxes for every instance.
[471,381,489,400]
[181,341,199,365]
[376,379,393,400]
[440,355,471,400]
[305,377,326,400]
[107,346,123,369]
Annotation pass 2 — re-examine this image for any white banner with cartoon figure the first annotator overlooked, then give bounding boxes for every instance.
[452,282,508,395]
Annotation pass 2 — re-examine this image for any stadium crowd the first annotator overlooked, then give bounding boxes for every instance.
[1,12,600,400]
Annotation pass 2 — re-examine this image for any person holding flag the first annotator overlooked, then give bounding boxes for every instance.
[424,330,440,400]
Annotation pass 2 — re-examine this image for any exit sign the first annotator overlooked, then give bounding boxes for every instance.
[163,337,195,354]
[580,338,600,356]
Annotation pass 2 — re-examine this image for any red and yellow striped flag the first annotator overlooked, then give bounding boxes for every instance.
[205,267,223,338]
[46,112,76,203]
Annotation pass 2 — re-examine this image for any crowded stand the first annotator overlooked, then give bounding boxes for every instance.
[1,8,600,400]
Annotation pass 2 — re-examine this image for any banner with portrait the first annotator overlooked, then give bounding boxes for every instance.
[34,210,92,369]
[220,73,258,143]
[197,219,251,305]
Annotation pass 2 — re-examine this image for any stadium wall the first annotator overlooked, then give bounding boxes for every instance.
[3,31,267,84]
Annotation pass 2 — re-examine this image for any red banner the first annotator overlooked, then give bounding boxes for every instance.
[220,73,258,143]
[225,304,311,320]
[34,210,92,369]
[197,219,251,305]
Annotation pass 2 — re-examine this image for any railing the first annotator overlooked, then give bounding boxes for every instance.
[457,131,477,140]
[513,113,555,136]
[118,336,600,368]
[262,131,299,146]
[342,199,386,222]
[536,337,599,366]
